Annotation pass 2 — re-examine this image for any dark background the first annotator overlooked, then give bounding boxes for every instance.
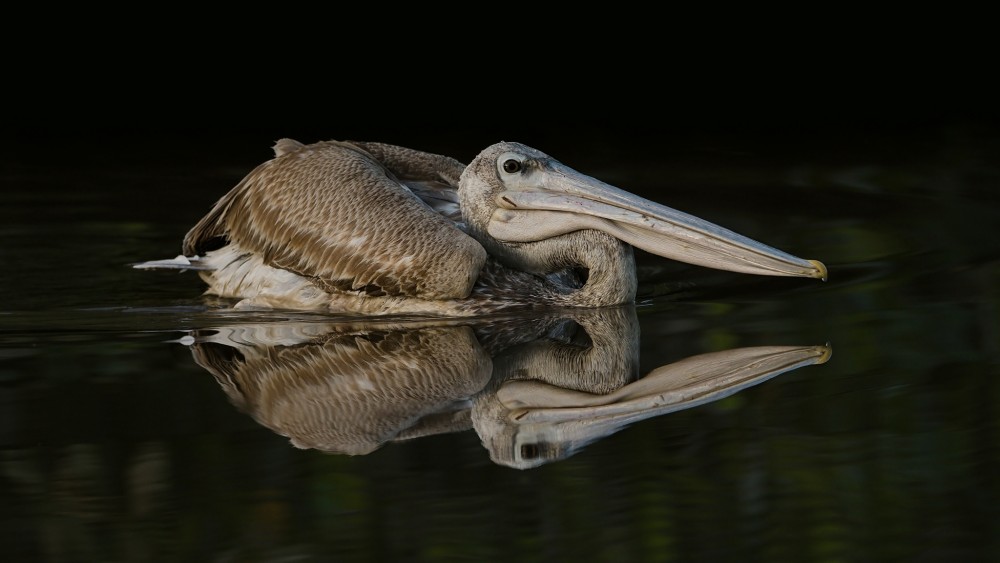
[6,42,998,173]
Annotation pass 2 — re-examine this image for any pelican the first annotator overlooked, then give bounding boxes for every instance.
[136,139,827,315]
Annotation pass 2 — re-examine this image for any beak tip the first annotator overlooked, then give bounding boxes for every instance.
[816,344,833,364]
[808,260,828,281]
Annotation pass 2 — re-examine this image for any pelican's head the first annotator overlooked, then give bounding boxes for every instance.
[459,141,827,281]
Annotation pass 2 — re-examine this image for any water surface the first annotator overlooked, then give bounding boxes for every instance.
[2,126,998,561]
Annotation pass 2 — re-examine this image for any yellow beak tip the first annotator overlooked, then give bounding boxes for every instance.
[809,260,829,282]
[816,345,833,364]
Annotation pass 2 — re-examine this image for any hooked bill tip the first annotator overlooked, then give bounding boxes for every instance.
[815,344,833,364]
[809,260,828,281]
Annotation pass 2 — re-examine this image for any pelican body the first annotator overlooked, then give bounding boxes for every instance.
[136,139,826,315]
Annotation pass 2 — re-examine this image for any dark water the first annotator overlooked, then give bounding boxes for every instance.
[2,125,998,562]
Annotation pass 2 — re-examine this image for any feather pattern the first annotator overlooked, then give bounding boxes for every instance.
[183,140,485,300]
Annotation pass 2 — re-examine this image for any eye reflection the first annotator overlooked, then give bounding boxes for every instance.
[519,443,540,459]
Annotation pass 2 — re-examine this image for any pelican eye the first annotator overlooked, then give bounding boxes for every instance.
[502,159,522,174]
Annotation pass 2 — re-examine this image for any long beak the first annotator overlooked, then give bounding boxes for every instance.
[499,344,832,420]
[487,161,827,280]
[494,344,831,468]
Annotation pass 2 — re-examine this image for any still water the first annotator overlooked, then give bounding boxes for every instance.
[1,126,998,561]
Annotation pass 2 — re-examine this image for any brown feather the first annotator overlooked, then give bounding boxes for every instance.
[183,140,486,300]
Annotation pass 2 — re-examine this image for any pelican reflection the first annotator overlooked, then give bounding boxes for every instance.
[187,310,830,468]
